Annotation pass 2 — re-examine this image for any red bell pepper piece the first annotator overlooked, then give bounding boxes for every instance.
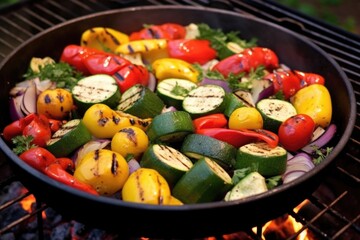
[113,64,149,93]
[55,157,75,172]
[3,113,52,147]
[167,39,217,65]
[212,47,279,77]
[196,128,278,148]
[45,163,99,195]
[193,113,228,130]
[60,44,102,75]
[22,114,52,147]
[19,147,57,172]
[82,53,131,75]
[294,70,325,85]
[129,23,186,41]
[48,119,64,133]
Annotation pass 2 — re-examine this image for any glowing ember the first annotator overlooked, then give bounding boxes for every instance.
[20,193,46,219]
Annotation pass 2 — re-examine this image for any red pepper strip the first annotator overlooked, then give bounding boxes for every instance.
[3,113,37,141]
[22,114,52,147]
[83,53,131,75]
[113,64,149,93]
[19,147,57,172]
[45,163,99,195]
[193,113,228,130]
[55,157,75,172]
[294,70,325,85]
[48,119,64,133]
[196,128,278,148]
[212,47,279,77]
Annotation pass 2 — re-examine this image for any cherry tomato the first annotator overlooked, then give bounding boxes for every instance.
[294,70,325,85]
[167,39,217,65]
[19,147,57,172]
[278,114,315,151]
[268,69,303,100]
[159,23,186,39]
[22,114,52,147]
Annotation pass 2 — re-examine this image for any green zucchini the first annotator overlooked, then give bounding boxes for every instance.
[71,74,120,114]
[146,110,194,143]
[117,84,165,118]
[46,119,92,157]
[172,157,233,203]
[156,78,197,109]
[224,171,268,201]
[182,84,227,118]
[140,144,194,187]
[181,133,237,170]
[223,92,246,117]
[256,98,297,133]
[235,142,287,177]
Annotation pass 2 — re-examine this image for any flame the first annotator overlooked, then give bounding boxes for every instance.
[20,194,46,219]
[252,200,312,240]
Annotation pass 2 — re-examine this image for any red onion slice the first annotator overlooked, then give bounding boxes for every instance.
[20,81,37,116]
[147,73,157,92]
[302,124,337,154]
[128,158,141,174]
[72,139,111,166]
[282,152,315,184]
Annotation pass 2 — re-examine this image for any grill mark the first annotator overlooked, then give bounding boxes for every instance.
[111,153,118,175]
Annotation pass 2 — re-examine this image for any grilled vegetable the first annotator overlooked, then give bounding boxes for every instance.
[182,84,227,118]
[156,78,197,109]
[146,111,194,143]
[224,171,267,201]
[80,27,129,52]
[82,104,133,139]
[256,98,297,133]
[291,84,332,128]
[228,106,263,130]
[74,149,129,196]
[71,74,121,114]
[181,133,237,170]
[117,84,165,118]
[235,142,287,177]
[152,58,199,83]
[122,168,172,205]
[140,144,193,187]
[37,88,74,120]
[46,119,92,157]
[111,126,149,159]
[172,157,233,204]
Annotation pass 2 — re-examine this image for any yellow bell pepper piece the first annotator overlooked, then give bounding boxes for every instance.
[81,27,129,52]
[291,84,332,128]
[122,168,172,205]
[115,39,169,64]
[74,149,129,196]
[152,58,200,83]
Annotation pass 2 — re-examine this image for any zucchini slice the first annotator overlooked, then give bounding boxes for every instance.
[156,78,197,109]
[172,157,233,204]
[181,133,237,170]
[140,144,194,187]
[182,84,227,118]
[224,172,268,201]
[256,98,297,133]
[46,119,92,157]
[146,111,194,143]
[235,142,287,177]
[72,74,120,114]
[117,84,165,118]
[223,92,246,117]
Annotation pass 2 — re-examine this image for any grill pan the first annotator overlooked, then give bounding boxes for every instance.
[0,5,356,238]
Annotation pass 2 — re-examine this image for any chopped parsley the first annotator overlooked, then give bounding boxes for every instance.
[196,23,257,60]
[24,62,83,90]
[11,135,36,155]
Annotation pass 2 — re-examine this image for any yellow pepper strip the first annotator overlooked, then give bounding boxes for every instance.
[291,84,332,128]
[115,39,168,64]
[121,168,172,205]
[152,58,200,83]
[115,110,152,131]
[80,27,129,52]
[74,149,129,196]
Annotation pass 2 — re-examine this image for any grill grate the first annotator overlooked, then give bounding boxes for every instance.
[0,0,359,239]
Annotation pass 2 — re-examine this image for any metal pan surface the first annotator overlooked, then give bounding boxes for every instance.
[0,5,356,238]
